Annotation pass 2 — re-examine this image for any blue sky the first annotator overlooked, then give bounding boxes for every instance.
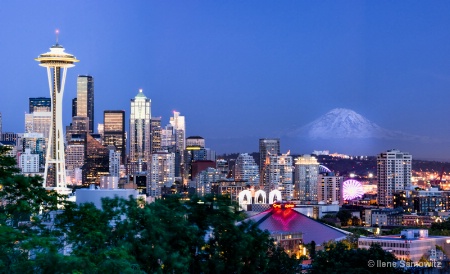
[1,1,450,157]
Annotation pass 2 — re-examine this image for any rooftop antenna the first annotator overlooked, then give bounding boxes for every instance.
[55,29,59,44]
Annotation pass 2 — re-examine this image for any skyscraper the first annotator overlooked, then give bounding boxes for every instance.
[151,117,162,153]
[170,111,186,152]
[29,97,51,113]
[377,149,412,208]
[36,39,79,190]
[294,155,319,203]
[103,110,126,164]
[72,98,77,117]
[259,138,280,185]
[76,75,94,133]
[129,89,151,164]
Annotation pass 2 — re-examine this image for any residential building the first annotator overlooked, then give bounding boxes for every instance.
[259,138,280,185]
[295,155,319,203]
[196,167,221,196]
[265,152,293,200]
[149,151,175,197]
[234,153,259,185]
[377,149,412,208]
[318,172,343,205]
[19,148,40,173]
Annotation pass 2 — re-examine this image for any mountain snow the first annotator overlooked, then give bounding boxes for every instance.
[295,108,420,140]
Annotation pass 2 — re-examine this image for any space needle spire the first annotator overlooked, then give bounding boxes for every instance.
[35,31,79,193]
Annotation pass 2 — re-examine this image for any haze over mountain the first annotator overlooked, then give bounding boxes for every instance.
[210,108,448,160]
[281,108,447,160]
[293,108,427,141]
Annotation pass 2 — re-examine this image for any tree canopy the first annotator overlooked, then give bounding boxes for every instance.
[0,146,299,273]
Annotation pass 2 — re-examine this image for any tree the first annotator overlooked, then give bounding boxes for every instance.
[0,146,67,273]
[336,210,352,226]
[311,242,405,274]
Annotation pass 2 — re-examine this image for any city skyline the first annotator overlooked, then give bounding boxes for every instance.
[1,2,450,159]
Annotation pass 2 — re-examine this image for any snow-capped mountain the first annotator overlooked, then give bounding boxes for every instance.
[294,108,420,140]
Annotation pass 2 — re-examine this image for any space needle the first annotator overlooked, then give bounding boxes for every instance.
[35,30,79,193]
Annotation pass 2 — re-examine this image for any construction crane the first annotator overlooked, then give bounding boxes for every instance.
[430,166,445,189]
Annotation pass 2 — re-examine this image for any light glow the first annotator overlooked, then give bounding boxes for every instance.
[342,179,364,200]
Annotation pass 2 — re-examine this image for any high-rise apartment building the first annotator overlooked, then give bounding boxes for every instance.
[318,172,343,205]
[196,167,221,196]
[377,149,412,208]
[265,152,293,200]
[234,153,259,185]
[149,151,175,197]
[29,97,51,113]
[19,148,40,173]
[76,75,94,133]
[259,138,280,186]
[129,89,151,164]
[103,110,126,165]
[108,147,121,178]
[21,133,46,171]
[295,155,319,203]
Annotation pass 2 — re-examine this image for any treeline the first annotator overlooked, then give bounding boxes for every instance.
[0,146,298,273]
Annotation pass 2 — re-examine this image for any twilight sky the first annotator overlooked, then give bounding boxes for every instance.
[1,1,450,158]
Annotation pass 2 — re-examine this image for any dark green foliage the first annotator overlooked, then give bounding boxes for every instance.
[336,209,352,226]
[0,146,297,273]
[311,242,405,274]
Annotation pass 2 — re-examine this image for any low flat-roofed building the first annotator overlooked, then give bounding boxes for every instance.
[358,229,450,262]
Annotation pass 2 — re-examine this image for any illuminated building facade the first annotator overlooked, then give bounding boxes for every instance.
[82,134,109,186]
[318,172,343,205]
[149,151,175,197]
[76,75,94,133]
[66,134,85,185]
[259,138,280,186]
[234,153,259,185]
[129,89,151,165]
[377,149,412,208]
[170,111,186,152]
[19,148,40,173]
[150,117,162,153]
[29,97,51,113]
[103,110,126,164]
[196,167,221,196]
[295,155,319,203]
[35,40,79,190]
[21,133,46,171]
[265,153,293,200]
